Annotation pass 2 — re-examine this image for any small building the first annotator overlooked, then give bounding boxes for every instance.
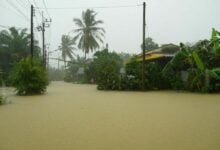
[137,44,180,65]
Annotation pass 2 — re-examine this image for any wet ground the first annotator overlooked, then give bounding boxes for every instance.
[0,81,220,150]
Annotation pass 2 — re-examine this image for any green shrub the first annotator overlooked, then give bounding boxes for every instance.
[0,95,7,105]
[89,49,122,90]
[123,58,169,91]
[0,95,3,105]
[123,58,143,90]
[145,62,168,90]
[11,56,49,95]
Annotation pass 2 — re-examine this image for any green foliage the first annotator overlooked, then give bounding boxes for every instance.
[192,51,205,71]
[59,35,77,69]
[0,95,7,105]
[162,28,220,93]
[73,9,105,59]
[187,68,208,92]
[121,58,168,91]
[123,57,142,90]
[145,62,168,90]
[162,48,191,90]
[141,37,159,51]
[211,28,220,54]
[64,56,87,83]
[0,95,3,105]
[11,57,49,95]
[0,27,41,85]
[90,28,220,93]
[88,49,122,90]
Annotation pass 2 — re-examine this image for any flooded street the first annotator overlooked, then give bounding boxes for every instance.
[0,81,220,150]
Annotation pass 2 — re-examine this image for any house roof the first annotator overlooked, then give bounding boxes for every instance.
[137,44,179,61]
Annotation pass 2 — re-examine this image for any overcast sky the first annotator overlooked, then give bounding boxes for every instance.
[1,0,220,63]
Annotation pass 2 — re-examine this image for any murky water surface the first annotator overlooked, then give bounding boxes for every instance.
[0,81,220,150]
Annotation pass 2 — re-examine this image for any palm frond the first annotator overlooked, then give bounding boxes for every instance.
[91,20,104,26]
[73,18,85,28]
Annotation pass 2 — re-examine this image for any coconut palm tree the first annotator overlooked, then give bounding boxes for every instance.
[0,27,40,82]
[73,9,105,59]
[0,27,41,60]
[59,35,77,69]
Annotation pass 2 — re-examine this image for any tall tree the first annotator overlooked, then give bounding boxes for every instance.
[141,37,159,51]
[0,27,40,84]
[59,35,77,69]
[73,9,105,59]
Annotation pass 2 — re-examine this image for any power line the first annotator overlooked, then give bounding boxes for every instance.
[0,24,29,30]
[36,4,142,10]
[33,0,38,8]
[15,0,28,10]
[42,0,51,18]
[20,0,29,8]
[5,0,30,22]
[27,0,32,6]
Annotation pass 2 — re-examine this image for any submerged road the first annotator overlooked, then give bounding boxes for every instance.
[0,81,220,150]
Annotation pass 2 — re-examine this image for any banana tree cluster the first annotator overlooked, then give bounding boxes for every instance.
[162,28,220,92]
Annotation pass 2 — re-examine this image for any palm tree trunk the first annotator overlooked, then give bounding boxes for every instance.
[64,58,66,70]
[84,51,87,60]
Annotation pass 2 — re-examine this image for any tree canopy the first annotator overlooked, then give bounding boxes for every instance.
[141,37,159,51]
[73,9,105,59]
[59,35,77,69]
[0,27,40,85]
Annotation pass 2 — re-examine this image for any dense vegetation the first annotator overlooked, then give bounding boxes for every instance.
[64,29,220,93]
[1,10,219,94]
[64,56,86,83]
[0,95,4,105]
[0,27,49,96]
[162,29,220,92]
[89,49,123,90]
[0,27,41,86]
[11,57,48,95]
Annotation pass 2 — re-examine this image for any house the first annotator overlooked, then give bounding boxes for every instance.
[137,44,180,64]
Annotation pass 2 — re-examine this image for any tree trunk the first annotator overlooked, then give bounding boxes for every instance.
[64,58,66,70]
[84,51,87,60]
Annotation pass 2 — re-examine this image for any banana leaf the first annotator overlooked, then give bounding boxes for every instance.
[192,51,205,71]
[211,28,220,54]
[208,68,220,80]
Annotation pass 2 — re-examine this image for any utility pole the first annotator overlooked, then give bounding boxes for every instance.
[42,12,45,67]
[142,2,146,91]
[30,5,34,58]
[37,12,52,68]
[58,54,60,71]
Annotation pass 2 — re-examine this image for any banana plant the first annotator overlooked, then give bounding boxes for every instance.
[210,28,220,54]
[192,50,220,92]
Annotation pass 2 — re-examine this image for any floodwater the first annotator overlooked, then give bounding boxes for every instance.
[0,82,220,150]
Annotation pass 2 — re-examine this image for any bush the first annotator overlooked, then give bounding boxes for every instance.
[0,95,7,105]
[89,49,122,90]
[123,58,168,91]
[97,60,120,90]
[123,58,143,90]
[0,95,3,105]
[11,56,49,95]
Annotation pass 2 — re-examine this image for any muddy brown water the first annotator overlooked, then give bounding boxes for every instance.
[0,81,220,150]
